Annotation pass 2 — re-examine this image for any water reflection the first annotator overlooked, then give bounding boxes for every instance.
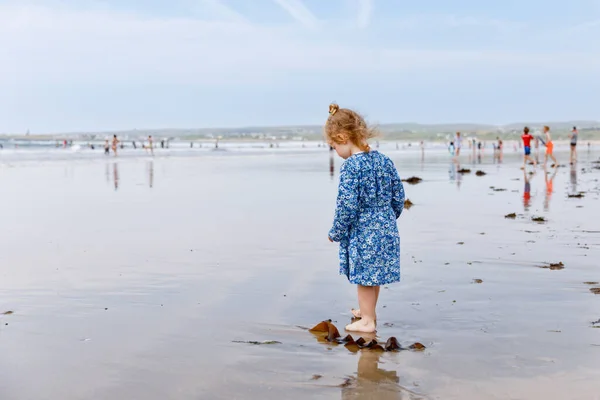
[341,351,405,400]
[570,164,577,193]
[449,162,456,184]
[449,161,461,190]
[113,163,119,190]
[523,170,533,211]
[329,153,335,179]
[147,161,154,188]
[543,166,558,211]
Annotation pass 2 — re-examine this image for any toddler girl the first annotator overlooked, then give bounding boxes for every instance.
[326,103,405,333]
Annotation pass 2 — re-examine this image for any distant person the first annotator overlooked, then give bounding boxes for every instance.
[543,126,558,167]
[104,139,110,155]
[111,135,119,156]
[570,126,578,164]
[454,132,462,156]
[132,141,137,149]
[521,127,536,168]
[448,141,455,156]
[160,139,165,149]
[147,136,154,155]
[496,137,504,162]
[325,102,404,334]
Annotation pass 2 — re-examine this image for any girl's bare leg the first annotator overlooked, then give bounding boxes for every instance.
[351,286,380,318]
[346,285,378,333]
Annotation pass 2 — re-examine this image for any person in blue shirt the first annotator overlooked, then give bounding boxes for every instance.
[325,103,405,333]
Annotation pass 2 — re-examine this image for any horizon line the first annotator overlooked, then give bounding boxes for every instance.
[2,119,599,136]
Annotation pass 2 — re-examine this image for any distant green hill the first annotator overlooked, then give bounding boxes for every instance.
[3,121,600,142]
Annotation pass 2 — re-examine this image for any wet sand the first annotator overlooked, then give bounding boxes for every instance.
[1,146,600,399]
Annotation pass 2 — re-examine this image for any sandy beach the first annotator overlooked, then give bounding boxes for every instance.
[1,144,599,400]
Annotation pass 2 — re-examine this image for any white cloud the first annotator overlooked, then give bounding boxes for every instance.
[357,0,373,29]
[272,0,318,30]
[0,3,599,88]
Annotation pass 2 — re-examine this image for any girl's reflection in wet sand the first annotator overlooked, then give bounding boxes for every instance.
[341,351,418,400]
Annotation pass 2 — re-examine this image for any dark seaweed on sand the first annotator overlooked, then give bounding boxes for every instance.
[532,216,546,222]
[475,170,486,176]
[232,340,282,345]
[505,213,517,219]
[591,288,600,295]
[568,192,585,198]
[457,168,471,174]
[402,176,422,184]
[338,377,355,388]
[539,262,565,270]
[309,320,340,342]
[309,320,425,353]
[404,199,414,209]
[2,311,13,315]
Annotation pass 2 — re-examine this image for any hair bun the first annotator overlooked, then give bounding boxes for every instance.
[329,103,339,116]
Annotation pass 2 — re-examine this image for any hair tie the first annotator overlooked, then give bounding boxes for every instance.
[329,103,339,116]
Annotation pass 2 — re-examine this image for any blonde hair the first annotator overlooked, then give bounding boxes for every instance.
[324,103,376,152]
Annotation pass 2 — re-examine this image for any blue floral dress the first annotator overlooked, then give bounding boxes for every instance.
[328,151,405,286]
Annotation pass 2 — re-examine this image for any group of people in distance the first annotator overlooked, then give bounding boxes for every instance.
[103,135,155,156]
[448,132,503,160]
[521,125,579,169]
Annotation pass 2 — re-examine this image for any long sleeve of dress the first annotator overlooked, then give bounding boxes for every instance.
[328,163,359,242]
[390,164,405,219]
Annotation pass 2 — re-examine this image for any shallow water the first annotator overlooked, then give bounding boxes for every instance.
[1,146,599,400]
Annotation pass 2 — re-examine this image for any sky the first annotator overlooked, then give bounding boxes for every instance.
[1,0,600,133]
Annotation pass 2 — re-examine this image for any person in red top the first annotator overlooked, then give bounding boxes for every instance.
[521,126,536,168]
